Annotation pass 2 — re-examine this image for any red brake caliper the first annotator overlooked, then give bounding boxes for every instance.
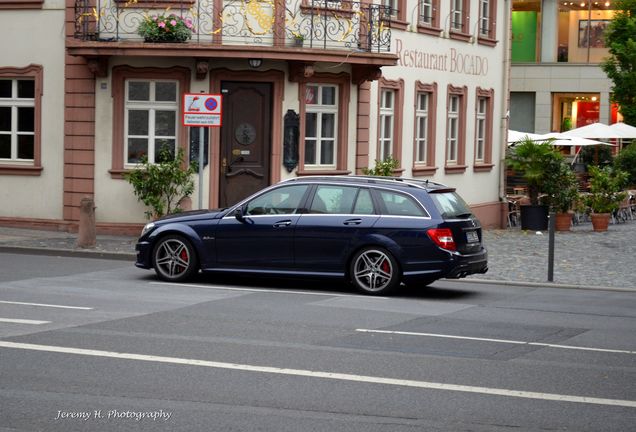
[179,249,188,269]
[381,259,390,274]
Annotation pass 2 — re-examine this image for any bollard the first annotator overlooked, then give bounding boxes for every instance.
[547,211,555,282]
[77,197,96,248]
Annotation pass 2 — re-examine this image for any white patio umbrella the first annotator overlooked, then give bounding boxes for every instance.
[561,122,625,139]
[540,132,610,147]
[609,122,636,139]
[507,130,547,145]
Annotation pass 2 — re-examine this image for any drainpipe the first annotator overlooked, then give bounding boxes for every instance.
[499,0,513,228]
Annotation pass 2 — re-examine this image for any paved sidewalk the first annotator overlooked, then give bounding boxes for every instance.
[0,221,635,291]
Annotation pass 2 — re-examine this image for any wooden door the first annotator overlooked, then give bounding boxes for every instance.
[219,81,272,207]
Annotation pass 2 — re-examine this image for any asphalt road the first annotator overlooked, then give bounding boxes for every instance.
[0,252,635,431]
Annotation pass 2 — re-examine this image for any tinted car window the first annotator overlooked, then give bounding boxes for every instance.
[245,185,309,215]
[310,185,357,214]
[353,188,374,215]
[429,191,473,219]
[378,190,428,217]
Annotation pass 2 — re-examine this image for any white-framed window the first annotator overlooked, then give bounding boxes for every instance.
[451,0,464,31]
[379,89,395,161]
[419,0,433,25]
[415,92,429,163]
[479,0,490,36]
[124,79,178,165]
[304,84,338,168]
[447,94,460,163]
[0,78,35,162]
[383,0,399,18]
[475,97,487,162]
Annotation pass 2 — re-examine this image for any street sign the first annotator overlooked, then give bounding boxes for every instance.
[183,93,222,127]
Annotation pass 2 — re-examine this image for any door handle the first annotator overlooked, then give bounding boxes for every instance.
[343,218,362,225]
[221,157,227,174]
[273,220,292,228]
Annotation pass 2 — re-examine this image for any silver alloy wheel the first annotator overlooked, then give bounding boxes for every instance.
[154,237,192,280]
[352,249,394,293]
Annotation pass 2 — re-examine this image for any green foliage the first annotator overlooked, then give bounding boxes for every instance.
[614,143,636,186]
[506,138,564,205]
[137,13,193,42]
[579,145,613,168]
[363,156,399,176]
[541,162,580,213]
[124,148,197,219]
[601,0,636,125]
[585,165,629,214]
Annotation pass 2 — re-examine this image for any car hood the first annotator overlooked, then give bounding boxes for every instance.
[155,209,226,223]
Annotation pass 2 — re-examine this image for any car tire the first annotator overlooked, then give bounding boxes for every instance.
[350,247,400,295]
[152,235,198,282]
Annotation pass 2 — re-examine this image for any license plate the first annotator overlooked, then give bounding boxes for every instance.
[466,231,479,243]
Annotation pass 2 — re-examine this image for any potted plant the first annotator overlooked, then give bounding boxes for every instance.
[541,162,580,231]
[137,14,193,43]
[506,138,563,230]
[585,165,628,232]
[292,32,304,47]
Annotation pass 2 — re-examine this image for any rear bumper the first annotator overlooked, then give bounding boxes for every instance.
[402,248,488,284]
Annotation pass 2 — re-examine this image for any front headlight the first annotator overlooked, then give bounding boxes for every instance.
[141,222,155,237]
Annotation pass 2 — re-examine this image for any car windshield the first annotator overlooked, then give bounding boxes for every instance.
[429,191,473,219]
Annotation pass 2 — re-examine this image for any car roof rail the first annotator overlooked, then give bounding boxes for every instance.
[282,175,449,190]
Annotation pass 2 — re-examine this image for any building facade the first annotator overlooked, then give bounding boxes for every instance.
[510,0,619,135]
[1,0,510,234]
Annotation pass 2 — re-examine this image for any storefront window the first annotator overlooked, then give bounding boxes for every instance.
[552,93,600,132]
[512,0,615,64]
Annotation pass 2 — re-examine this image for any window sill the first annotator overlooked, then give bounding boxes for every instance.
[109,169,130,179]
[444,165,467,174]
[300,4,354,18]
[296,169,351,176]
[387,18,408,31]
[478,36,498,47]
[473,163,494,172]
[412,166,438,176]
[449,30,471,43]
[0,165,43,176]
[0,0,43,9]
[417,25,442,37]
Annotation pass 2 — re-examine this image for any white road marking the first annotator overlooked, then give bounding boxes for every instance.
[150,282,389,299]
[355,329,636,355]
[0,318,50,325]
[0,341,634,408]
[0,300,93,310]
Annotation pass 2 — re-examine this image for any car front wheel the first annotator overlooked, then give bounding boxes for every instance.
[350,247,400,295]
[153,235,198,282]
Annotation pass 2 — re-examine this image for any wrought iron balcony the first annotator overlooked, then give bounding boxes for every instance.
[73,0,392,53]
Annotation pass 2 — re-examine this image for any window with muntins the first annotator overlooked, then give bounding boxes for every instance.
[379,89,395,161]
[447,95,459,163]
[304,84,338,168]
[451,0,464,31]
[415,92,429,164]
[475,97,487,162]
[125,80,178,165]
[0,78,35,162]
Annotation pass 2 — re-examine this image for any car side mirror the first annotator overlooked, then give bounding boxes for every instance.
[234,205,246,222]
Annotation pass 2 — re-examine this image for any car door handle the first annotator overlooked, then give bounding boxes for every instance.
[343,218,362,226]
[273,220,292,228]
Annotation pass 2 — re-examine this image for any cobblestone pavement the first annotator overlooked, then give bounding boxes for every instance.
[0,221,635,290]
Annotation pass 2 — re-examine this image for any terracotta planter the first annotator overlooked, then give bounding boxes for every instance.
[555,212,572,231]
[591,213,610,232]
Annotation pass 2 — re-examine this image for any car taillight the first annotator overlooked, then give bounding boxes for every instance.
[427,228,456,251]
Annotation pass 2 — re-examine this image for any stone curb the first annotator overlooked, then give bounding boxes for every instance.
[0,245,135,262]
[455,277,636,293]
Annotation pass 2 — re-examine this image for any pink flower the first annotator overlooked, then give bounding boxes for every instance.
[170,20,177,26]
[158,22,166,28]
[185,18,193,29]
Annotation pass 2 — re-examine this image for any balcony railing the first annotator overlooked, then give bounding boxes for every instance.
[74,0,392,53]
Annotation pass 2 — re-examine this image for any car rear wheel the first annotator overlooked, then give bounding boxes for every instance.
[350,247,400,295]
[153,235,198,282]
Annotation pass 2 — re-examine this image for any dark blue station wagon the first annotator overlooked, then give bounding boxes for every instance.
[135,176,488,295]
